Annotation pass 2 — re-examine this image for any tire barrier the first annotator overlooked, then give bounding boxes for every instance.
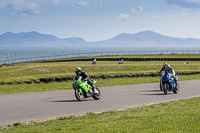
[62,77,68,81]
[1,71,200,85]
[0,82,5,85]
[1,57,200,68]
[34,80,41,84]
[55,77,63,82]
[7,82,12,85]
[24,81,33,84]
[33,57,200,63]
[49,77,56,82]
[39,78,49,83]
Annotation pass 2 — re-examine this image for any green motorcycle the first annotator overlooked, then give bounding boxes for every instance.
[72,75,101,101]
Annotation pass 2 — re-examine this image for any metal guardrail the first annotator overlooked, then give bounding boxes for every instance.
[0,50,200,65]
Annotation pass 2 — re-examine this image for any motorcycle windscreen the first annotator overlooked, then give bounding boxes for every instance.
[92,79,97,86]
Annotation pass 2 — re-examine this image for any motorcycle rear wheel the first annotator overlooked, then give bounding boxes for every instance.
[93,87,101,100]
[75,88,85,101]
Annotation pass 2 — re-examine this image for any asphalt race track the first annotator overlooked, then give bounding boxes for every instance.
[0,80,200,126]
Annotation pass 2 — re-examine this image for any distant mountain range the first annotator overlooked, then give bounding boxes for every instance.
[0,30,200,46]
[0,31,86,46]
[92,30,200,47]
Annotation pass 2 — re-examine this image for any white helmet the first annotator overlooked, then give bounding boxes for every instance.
[163,62,167,67]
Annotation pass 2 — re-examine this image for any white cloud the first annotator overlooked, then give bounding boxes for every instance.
[76,1,90,7]
[11,0,25,11]
[138,6,143,13]
[131,8,135,14]
[20,12,27,17]
[30,2,37,7]
[181,11,190,16]
[131,6,143,15]
[6,0,40,16]
[118,13,129,20]
[99,4,103,8]
[166,9,173,12]
[186,0,200,3]
[151,14,161,19]
[52,0,59,5]
[165,0,200,8]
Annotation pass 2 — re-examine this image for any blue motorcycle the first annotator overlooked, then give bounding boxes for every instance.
[161,72,179,95]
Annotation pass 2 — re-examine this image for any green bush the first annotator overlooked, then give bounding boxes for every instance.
[13,122,22,126]
[58,116,68,120]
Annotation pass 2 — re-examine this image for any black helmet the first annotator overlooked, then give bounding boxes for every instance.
[75,67,82,74]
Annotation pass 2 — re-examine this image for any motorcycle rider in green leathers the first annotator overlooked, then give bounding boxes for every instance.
[165,64,177,83]
[75,67,97,94]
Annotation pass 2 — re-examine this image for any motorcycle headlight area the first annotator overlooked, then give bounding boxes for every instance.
[73,81,78,85]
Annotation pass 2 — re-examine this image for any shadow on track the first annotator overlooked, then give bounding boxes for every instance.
[143,93,164,95]
[143,93,175,95]
[141,89,161,92]
[48,99,94,102]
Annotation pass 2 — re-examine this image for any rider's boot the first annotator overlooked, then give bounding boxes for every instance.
[86,92,91,97]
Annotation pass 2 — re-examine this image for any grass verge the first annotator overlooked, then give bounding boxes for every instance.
[1,60,200,83]
[1,97,199,132]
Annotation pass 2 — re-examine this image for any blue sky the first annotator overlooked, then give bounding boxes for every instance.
[0,0,200,41]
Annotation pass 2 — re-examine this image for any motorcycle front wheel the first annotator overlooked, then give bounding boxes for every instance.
[173,83,179,94]
[93,87,101,100]
[75,88,85,101]
[164,84,169,95]
[160,80,163,91]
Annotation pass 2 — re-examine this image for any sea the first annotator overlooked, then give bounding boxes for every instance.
[0,45,200,65]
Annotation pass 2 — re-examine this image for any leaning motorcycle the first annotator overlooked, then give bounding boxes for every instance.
[161,72,179,95]
[72,76,101,101]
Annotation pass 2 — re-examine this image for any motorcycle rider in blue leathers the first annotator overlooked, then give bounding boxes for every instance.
[164,64,177,83]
